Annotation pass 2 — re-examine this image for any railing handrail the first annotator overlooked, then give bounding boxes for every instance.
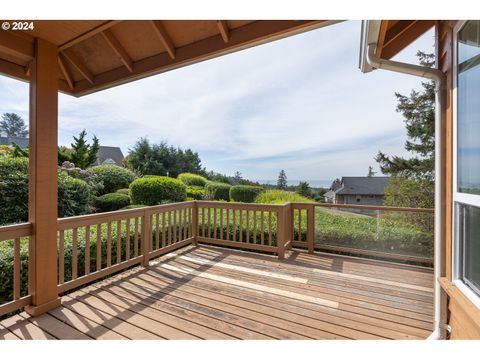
[0,223,32,242]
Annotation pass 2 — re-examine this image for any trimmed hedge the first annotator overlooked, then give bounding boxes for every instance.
[116,188,131,197]
[0,156,29,225]
[94,193,131,212]
[205,181,231,201]
[58,171,91,217]
[230,185,264,203]
[177,173,208,187]
[255,190,313,204]
[91,165,136,195]
[186,186,207,200]
[130,176,187,206]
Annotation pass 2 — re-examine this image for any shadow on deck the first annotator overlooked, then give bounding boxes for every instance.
[0,245,434,340]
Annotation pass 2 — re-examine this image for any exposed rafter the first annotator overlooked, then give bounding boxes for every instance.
[58,54,74,90]
[101,29,133,73]
[0,31,34,61]
[151,20,176,59]
[59,21,122,51]
[217,20,230,43]
[62,48,94,84]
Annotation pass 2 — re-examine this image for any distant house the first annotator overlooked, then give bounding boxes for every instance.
[333,176,390,206]
[323,190,336,203]
[0,135,29,149]
[95,146,124,166]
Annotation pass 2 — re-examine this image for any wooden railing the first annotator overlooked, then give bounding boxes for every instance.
[0,200,434,317]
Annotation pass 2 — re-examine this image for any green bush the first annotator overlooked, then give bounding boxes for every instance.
[255,190,314,204]
[205,181,231,201]
[91,165,136,195]
[0,156,29,225]
[130,176,187,206]
[58,171,91,217]
[177,173,208,187]
[230,185,264,203]
[94,193,131,212]
[186,186,207,200]
[116,188,131,197]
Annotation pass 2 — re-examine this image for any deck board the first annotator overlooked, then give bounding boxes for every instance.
[1,245,434,340]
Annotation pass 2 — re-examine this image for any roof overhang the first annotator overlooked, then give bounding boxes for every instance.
[359,20,435,73]
[0,20,340,97]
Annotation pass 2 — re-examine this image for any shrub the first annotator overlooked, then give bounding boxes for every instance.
[186,186,207,200]
[94,193,131,212]
[91,165,136,195]
[130,176,187,206]
[58,171,91,217]
[255,190,314,204]
[177,173,208,187]
[205,181,231,201]
[0,156,29,224]
[230,185,264,203]
[116,188,131,197]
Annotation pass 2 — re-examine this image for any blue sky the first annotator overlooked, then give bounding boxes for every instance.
[0,20,435,183]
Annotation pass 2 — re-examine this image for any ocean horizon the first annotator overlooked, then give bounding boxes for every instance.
[256,179,332,188]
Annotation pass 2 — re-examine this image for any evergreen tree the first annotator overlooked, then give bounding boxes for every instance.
[375,51,435,181]
[296,181,312,198]
[277,170,287,190]
[367,166,376,177]
[0,113,28,137]
[330,178,342,191]
[69,130,100,169]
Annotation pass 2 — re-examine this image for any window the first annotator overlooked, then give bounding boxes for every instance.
[454,21,480,303]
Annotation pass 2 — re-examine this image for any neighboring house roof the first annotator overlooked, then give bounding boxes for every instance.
[0,136,29,148]
[335,177,389,196]
[95,146,124,166]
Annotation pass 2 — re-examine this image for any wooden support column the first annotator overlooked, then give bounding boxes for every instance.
[192,201,198,246]
[25,38,61,316]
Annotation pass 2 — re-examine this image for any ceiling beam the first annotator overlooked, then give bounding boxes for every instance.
[62,48,94,84]
[58,53,74,90]
[383,20,418,48]
[217,20,230,43]
[59,20,122,51]
[101,29,133,73]
[0,31,34,61]
[151,20,176,59]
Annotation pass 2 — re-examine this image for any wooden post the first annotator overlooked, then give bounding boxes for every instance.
[141,210,151,267]
[285,203,293,250]
[25,38,61,316]
[192,201,198,246]
[307,204,315,254]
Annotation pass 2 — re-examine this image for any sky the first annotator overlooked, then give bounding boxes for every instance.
[0,20,435,185]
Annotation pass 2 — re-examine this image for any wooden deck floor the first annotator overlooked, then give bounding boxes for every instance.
[0,245,434,340]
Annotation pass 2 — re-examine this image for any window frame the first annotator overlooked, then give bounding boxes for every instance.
[452,20,480,308]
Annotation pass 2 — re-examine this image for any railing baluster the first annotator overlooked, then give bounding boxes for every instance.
[85,225,90,275]
[261,211,265,245]
[161,212,166,247]
[155,213,160,250]
[298,209,302,242]
[126,218,131,260]
[219,208,223,240]
[233,209,237,242]
[268,211,272,246]
[246,210,250,243]
[201,207,205,237]
[107,222,112,267]
[72,228,78,280]
[173,210,177,243]
[59,230,65,284]
[13,237,21,300]
[226,208,230,241]
[253,210,257,245]
[213,208,217,239]
[239,209,243,242]
[116,220,122,264]
[134,217,139,257]
[96,224,102,271]
[307,205,315,254]
[168,211,172,245]
[207,207,211,238]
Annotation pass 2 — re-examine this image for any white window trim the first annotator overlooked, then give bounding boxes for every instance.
[451,20,480,309]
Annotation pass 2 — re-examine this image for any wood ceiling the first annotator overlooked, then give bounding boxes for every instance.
[0,20,332,96]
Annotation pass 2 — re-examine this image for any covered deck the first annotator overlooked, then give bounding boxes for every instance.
[0,245,433,340]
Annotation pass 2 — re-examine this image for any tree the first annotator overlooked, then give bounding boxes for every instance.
[233,171,243,185]
[127,138,203,177]
[69,130,100,169]
[367,166,376,177]
[277,170,287,190]
[0,113,28,137]
[296,181,312,198]
[375,51,435,181]
[330,178,342,191]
